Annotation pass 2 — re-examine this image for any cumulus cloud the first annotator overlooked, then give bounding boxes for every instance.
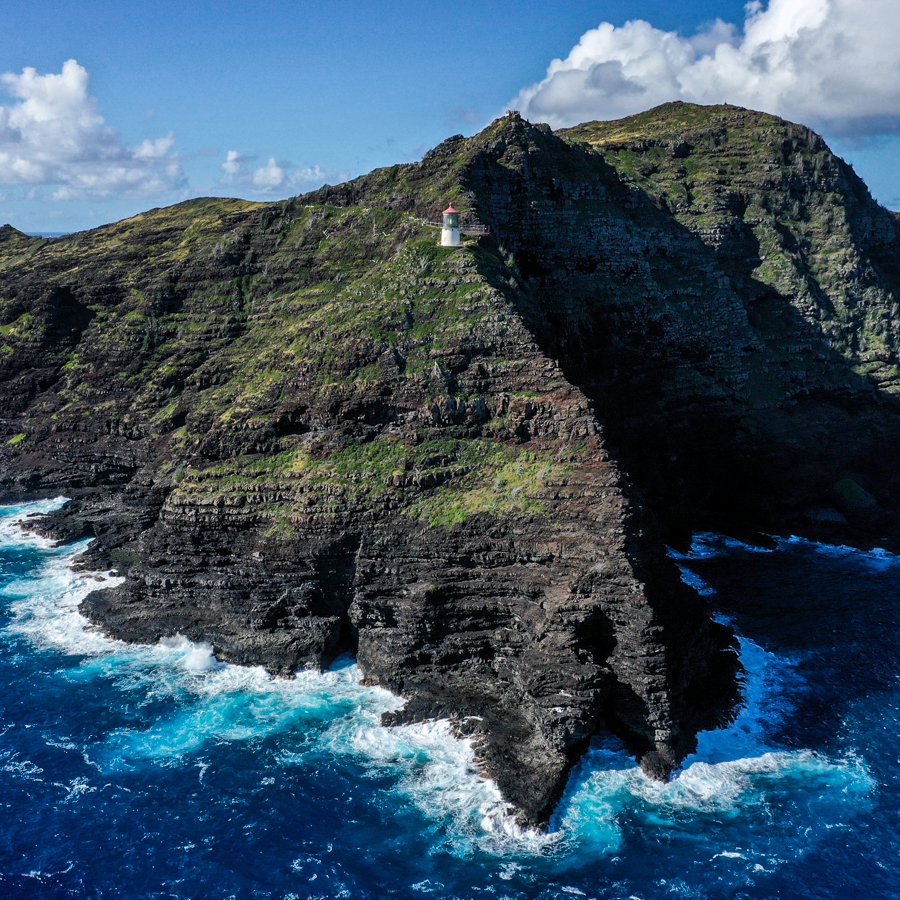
[220,150,336,195]
[512,0,900,134]
[0,59,183,200]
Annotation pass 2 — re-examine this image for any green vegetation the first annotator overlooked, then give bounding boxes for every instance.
[166,429,575,536]
[559,102,900,389]
[2,98,897,550]
[407,448,569,528]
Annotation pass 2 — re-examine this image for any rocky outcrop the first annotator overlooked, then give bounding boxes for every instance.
[1,103,898,825]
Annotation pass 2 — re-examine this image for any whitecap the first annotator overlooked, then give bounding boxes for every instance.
[1,545,124,657]
[781,534,898,570]
[315,711,552,853]
[681,528,898,572]
[678,532,777,560]
[0,504,540,854]
[0,750,44,780]
[0,496,69,550]
[553,628,874,865]
[158,635,226,672]
[0,502,879,864]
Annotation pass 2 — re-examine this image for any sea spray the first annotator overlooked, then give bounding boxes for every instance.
[551,629,873,869]
[0,500,543,855]
[0,500,885,898]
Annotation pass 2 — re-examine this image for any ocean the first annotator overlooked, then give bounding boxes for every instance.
[0,498,896,899]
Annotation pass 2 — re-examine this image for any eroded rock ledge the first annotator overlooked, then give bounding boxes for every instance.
[2,102,899,824]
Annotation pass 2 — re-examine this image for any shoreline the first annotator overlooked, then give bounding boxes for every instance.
[0,497,550,847]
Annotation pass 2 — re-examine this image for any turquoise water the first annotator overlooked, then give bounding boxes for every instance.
[0,499,894,898]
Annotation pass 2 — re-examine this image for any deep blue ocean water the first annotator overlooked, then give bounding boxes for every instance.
[0,499,897,899]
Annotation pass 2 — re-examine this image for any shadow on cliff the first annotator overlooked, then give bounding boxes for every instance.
[459,117,900,552]
[448,114,900,769]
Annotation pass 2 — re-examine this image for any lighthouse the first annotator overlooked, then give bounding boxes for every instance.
[440,204,461,247]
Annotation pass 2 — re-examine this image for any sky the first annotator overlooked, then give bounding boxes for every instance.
[1,0,898,234]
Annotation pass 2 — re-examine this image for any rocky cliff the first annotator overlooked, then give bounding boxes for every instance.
[1,102,898,825]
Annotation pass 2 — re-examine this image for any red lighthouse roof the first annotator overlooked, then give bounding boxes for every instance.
[443,204,458,214]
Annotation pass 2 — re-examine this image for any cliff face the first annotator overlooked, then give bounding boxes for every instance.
[553,105,900,543]
[0,102,897,825]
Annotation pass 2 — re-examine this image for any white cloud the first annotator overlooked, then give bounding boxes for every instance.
[221,149,243,180]
[0,59,183,200]
[511,0,900,134]
[253,157,286,189]
[134,134,176,159]
[220,150,336,195]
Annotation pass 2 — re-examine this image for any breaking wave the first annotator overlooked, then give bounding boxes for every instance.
[0,500,886,898]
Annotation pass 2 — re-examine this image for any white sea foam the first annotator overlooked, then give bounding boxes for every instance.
[0,501,878,861]
[691,532,778,557]
[693,631,799,763]
[680,529,899,572]
[0,501,547,854]
[675,566,716,596]
[158,635,225,672]
[0,750,44,781]
[0,497,70,549]
[1,546,124,656]
[553,626,874,864]
[781,534,899,570]
[0,500,125,657]
[313,709,549,853]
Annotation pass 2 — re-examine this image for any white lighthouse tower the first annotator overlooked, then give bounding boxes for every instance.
[440,204,461,247]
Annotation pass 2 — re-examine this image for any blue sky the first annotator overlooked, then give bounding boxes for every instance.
[1,0,898,233]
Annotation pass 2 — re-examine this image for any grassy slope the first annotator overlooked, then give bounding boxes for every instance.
[562,102,900,392]
[0,180,583,541]
[2,102,898,537]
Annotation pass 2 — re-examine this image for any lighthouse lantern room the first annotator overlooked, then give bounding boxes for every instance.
[440,204,461,247]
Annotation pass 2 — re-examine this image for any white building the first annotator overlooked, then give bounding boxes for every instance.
[440,204,461,247]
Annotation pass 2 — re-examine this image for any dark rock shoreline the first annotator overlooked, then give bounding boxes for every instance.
[2,102,899,825]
